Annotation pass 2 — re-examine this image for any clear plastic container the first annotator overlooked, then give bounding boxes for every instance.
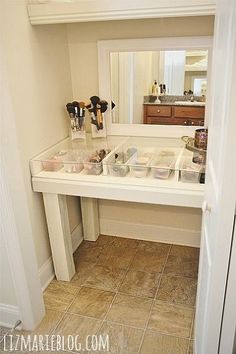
[83,148,111,175]
[63,150,85,173]
[106,149,136,177]
[150,150,176,180]
[83,161,103,175]
[128,153,152,178]
[180,157,202,183]
[42,151,67,172]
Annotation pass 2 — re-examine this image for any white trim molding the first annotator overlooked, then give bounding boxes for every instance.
[28,0,216,25]
[100,218,200,247]
[71,223,83,253]
[39,223,83,290]
[0,304,21,329]
[38,257,55,292]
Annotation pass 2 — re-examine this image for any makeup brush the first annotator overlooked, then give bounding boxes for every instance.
[66,103,75,118]
[71,101,80,130]
[98,100,108,130]
[90,96,100,107]
[78,101,85,130]
[89,96,101,130]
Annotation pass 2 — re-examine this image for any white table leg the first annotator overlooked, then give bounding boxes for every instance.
[80,197,99,241]
[43,193,75,281]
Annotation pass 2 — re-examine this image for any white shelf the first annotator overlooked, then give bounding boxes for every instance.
[185,65,207,72]
[27,0,216,25]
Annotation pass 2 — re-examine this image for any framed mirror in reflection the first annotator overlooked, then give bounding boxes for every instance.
[98,37,212,136]
[111,50,208,126]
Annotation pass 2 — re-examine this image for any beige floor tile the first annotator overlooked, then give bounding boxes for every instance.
[74,242,103,262]
[106,294,152,328]
[0,326,8,337]
[148,301,194,337]
[164,255,199,278]
[95,234,116,247]
[138,241,171,255]
[78,235,115,249]
[119,270,161,298]
[170,245,200,260]
[84,264,126,292]
[0,335,33,353]
[140,330,189,354]
[191,315,195,339]
[97,246,137,269]
[52,313,102,352]
[112,237,140,249]
[68,286,115,319]
[188,340,194,354]
[16,310,64,337]
[98,321,143,353]
[73,259,98,286]
[156,275,197,307]
[43,280,79,311]
[130,250,167,273]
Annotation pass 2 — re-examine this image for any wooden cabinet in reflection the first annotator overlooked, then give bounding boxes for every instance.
[143,104,205,126]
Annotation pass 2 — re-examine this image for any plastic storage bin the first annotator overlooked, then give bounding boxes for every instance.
[180,157,202,183]
[104,147,137,177]
[150,150,176,179]
[128,153,152,178]
[63,150,85,173]
[83,148,111,175]
[107,151,129,177]
[42,151,67,172]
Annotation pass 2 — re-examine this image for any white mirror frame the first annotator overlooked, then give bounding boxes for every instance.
[98,36,213,137]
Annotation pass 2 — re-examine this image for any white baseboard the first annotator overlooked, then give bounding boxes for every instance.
[71,223,83,252]
[0,304,20,328]
[99,218,200,247]
[39,223,83,291]
[39,257,55,291]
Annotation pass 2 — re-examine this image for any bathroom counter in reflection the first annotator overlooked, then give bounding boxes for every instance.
[143,103,205,126]
[143,101,205,107]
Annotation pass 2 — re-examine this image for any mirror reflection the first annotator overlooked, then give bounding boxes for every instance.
[110,50,208,126]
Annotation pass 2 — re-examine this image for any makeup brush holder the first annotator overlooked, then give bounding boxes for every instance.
[69,116,86,140]
[90,113,107,138]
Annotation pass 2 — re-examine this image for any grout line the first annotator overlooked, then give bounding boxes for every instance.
[137,244,172,354]
[154,244,172,300]
[94,243,140,339]
[187,310,195,353]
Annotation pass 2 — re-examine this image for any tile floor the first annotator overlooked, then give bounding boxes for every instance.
[1,235,198,353]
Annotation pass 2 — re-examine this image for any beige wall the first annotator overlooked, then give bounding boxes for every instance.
[99,201,202,231]
[0,242,17,306]
[2,0,79,269]
[67,16,214,98]
[1,12,214,280]
[67,16,214,237]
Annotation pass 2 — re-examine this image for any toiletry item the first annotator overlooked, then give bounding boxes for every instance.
[83,148,111,175]
[159,84,166,95]
[151,80,158,96]
[194,128,208,150]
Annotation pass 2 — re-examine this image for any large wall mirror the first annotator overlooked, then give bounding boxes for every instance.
[98,37,212,136]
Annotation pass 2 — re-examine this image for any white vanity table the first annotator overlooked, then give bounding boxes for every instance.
[30,135,204,281]
[30,36,210,282]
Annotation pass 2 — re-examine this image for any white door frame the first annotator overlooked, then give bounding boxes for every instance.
[195,0,236,352]
[219,215,236,354]
[0,33,45,330]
